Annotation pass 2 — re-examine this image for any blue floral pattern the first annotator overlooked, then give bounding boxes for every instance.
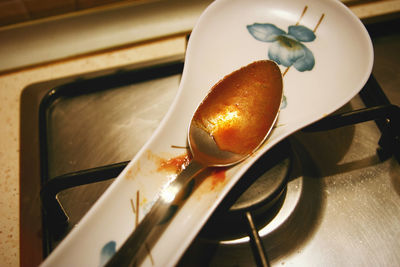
[247,23,316,71]
[99,241,116,266]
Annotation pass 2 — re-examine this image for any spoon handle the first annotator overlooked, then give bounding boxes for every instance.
[105,160,204,267]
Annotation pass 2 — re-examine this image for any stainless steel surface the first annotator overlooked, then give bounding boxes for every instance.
[189,125,244,165]
[47,74,180,178]
[20,19,400,266]
[51,68,182,236]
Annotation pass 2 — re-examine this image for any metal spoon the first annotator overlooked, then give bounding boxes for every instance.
[105,59,283,266]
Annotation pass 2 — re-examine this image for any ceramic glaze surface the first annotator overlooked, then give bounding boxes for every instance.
[40,0,373,266]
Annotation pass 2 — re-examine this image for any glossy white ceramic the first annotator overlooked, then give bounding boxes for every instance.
[41,0,373,266]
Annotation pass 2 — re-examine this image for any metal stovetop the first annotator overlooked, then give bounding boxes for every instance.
[20,19,400,266]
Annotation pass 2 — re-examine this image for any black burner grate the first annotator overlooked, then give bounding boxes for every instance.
[38,68,399,266]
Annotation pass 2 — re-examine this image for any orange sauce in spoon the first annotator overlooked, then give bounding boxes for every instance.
[193,60,283,155]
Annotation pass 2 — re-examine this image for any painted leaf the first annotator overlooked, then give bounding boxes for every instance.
[247,23,286,42]
[268,35,305,67]
[293,43,315,71]
[281,95,287,109]
[100,241,116,266]
[288,25,316,42]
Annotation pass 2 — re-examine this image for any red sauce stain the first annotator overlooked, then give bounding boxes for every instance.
[158,154,191,173]
[124,161,141,180]
[209,167,227,190]
[157,153,226,194]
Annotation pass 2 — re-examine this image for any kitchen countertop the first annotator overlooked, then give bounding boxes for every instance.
[1,1,399,266]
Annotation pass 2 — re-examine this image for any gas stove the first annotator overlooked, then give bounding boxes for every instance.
[20,18,400,266]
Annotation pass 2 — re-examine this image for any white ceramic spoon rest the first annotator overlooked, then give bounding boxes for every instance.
[41,0,373,266]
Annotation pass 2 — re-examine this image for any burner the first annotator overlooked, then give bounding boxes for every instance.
[178,136,321,267]
[200,139,292,242]
[178,139,302,267]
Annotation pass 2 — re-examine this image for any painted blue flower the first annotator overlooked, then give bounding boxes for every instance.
[247,23,316,71]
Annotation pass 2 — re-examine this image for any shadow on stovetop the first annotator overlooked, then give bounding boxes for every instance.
[294,110,383,178]
[177,132,330,266]
[390,160,400,197]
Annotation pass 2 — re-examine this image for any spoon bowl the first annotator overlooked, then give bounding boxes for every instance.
[189,60,283,166]
[40,0,373,266]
